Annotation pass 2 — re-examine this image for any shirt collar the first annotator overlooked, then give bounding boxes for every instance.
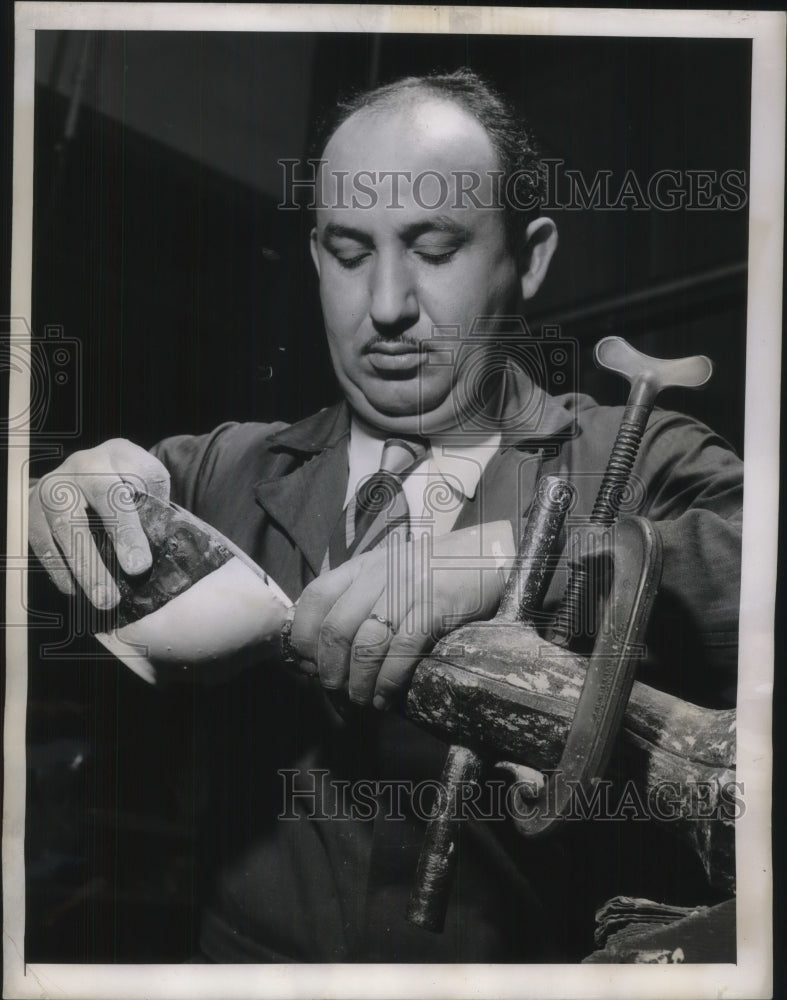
[428,430,502,501]
[345,416,501,505]
[344,417,386,502]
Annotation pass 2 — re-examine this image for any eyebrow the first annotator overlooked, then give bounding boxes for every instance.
[321,216,471,247]
[322,223,374,247]
[403,218,471,242]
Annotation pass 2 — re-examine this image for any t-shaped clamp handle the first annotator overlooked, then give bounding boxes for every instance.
[595,336,713,402]
[588,337,713,526]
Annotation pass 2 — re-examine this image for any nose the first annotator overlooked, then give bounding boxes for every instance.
[368,251,419,334]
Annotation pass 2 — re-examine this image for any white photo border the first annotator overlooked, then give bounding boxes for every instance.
[5,4,783,998]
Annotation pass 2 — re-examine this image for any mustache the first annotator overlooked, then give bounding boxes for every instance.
[362,334,423,352]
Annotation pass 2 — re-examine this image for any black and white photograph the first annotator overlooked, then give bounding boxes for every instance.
[3,4,781,998]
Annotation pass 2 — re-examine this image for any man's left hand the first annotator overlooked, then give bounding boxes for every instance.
[290,522,516,710]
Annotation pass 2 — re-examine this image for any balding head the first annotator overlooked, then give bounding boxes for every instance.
[315,69,547,264]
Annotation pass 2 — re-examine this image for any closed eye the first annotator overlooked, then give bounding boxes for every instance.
[325,239,371,269]
[334,251,370,270]
[413,243,460,265]
[415,248,458,265]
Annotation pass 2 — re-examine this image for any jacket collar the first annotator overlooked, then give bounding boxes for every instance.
[265,401,351,454]
[490,366,577,448]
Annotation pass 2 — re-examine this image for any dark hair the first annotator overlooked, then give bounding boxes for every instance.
[314,68,547,262]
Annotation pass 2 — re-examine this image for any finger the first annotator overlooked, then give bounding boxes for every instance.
[46,493,119,609]
[28,489,76,596]
[83,474,151,577]
[106,439,172,574]
[291,559,364,668]
[372,603,441,711]
[316,578,386,693]
[347,610,396,705]
[106,438,171,502]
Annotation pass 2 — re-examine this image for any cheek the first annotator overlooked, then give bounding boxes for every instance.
[320,274,366,335]
[324,326,366,388]
[422,258,517,331]
[324,331,352,375]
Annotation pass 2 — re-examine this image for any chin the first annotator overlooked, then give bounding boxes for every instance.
[348,392,462,439]
[361,371,453,414]
[365,388,452,423]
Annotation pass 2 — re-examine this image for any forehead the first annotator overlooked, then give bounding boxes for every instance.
[324,97,499,173]
[317,97,503,222]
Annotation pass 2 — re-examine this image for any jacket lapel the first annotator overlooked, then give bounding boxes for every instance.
[253,404,351,579]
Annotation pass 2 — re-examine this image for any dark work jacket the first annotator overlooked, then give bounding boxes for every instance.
[151,378,742,962]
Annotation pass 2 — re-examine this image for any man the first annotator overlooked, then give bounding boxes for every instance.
[29,70,742,961]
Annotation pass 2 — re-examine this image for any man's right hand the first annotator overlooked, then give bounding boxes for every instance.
[28,439,170,610]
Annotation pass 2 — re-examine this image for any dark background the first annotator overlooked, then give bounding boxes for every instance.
[24,31,751,962]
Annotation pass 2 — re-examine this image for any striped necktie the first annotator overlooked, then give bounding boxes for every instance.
[327,437,427,569]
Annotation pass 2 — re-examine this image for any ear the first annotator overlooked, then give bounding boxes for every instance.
[309,227,321,278]
[519,217,558,300]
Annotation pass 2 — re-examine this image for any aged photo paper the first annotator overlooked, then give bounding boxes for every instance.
[4,4,782,998]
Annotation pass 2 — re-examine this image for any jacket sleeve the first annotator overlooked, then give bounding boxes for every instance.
[149,420,288,512]
[634,411,742,704]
